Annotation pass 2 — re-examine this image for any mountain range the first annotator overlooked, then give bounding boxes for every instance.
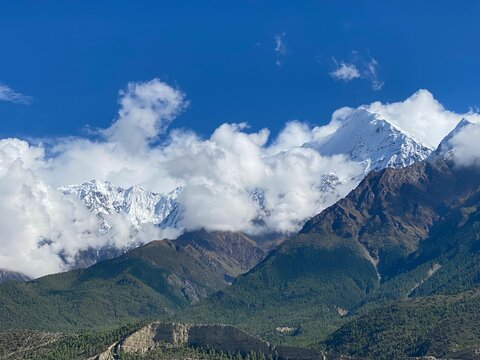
[1,115,479,359]
[178,136,480,356]
[54,108,434,271]
[60,180,183,232]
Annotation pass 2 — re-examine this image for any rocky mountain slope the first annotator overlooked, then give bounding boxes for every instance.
[178,155,480,349]
[299,157,480,278]
[175,230,267,281]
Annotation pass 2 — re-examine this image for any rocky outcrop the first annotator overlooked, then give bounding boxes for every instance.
[175,230,267,281]
[90,322,356,360]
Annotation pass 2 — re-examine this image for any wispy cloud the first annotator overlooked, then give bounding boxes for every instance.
[364,57,384,91]
[329,52,384,91]
[0,83,32,105]
[329,62,361,81]
[274,32,287,67]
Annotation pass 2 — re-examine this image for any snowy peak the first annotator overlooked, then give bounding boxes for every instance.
[60,109,434,244]
[433,118,474,158]
[60,180,182,230]
[308,109,432,172]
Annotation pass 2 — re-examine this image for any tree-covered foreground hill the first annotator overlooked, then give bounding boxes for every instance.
[0,239,226,331]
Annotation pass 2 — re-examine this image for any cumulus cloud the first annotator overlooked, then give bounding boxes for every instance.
[448,122,480,167]
[329,52,384,90]
[365,89,480,148]
[0,140,99,276]
[274,32,287,67]
[1,79,478,277]
[0,83,32,105]
[101,79,187,154]
[0,138,177,278]
[163,123,362,233]
[0,79,364,276]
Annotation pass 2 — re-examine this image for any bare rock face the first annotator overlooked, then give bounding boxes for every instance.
[116,322,271,356]
[300,158,480,278]
[91,322,357,360]
[92,345,115,360]
[186,324,272,356]
[175,230,268,281]
[119,322,159,353]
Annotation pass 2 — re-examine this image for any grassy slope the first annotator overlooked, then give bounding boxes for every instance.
[0,240,226,332]
[176,233,380,347]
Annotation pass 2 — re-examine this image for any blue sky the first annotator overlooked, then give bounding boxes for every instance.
[1,1,479,139]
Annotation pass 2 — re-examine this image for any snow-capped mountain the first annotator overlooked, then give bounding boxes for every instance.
[60,180,183,231]
[60,109,434,243]
[433,118,473,158]
[308,108,433,173]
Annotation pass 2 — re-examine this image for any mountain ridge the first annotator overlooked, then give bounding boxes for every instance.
[60,180,183,232]
[307,109,432,172]
[56,108,436,271]
[176,156,480,348]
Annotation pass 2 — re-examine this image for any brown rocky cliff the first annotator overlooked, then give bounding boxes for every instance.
[91,322,356,360]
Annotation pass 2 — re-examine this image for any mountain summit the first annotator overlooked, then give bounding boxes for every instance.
[308,108,433,173]
[60,180,183,232]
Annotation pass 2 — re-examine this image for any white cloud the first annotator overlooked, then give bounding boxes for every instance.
[365,89,480,148]
[329,53,384,90]
[274,32,287,67]
[162,122,361,233]
[0,79,364,276]
[0,138,177,278]
[101,78,187,154]
[0,80,478,277]
[364,57,384,91]
[274,32,287,55]
[330,63,361,81]
[449,122,480,167]
[0,83,32,105]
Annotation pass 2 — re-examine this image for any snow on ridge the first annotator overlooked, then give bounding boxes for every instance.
[307,108,432,173]
[60,180,182,231]
[60,108,435,245]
